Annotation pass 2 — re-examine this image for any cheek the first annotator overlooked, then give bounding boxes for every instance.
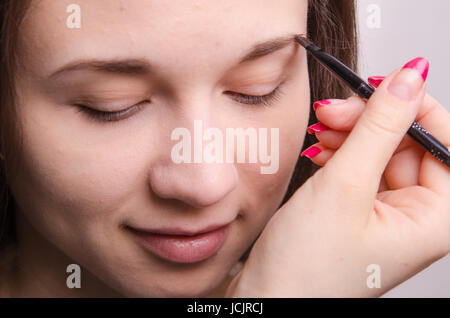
[238,102,310,221]
[235,134,304,236]
[241,130,305,209]
[10,98,152,231]
[8,99,158,285]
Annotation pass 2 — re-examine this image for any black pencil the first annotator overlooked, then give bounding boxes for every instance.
[295,35,450,168]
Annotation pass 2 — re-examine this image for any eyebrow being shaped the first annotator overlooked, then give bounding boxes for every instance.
[48,34,297,79]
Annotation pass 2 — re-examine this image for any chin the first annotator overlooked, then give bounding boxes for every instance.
[100,267,228,298]
[84,237,236,297]
[114,280,220,298]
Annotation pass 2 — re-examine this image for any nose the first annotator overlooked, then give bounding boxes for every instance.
[149,161,238,208]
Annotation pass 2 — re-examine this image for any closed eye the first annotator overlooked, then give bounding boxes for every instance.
[74,81,287,124]
[226,83,286,107]
[74,100,149,123]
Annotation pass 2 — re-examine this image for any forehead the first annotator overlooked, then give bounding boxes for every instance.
[18,0,308,76]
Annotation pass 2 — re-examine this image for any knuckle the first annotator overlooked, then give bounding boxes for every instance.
[361,108,404,137]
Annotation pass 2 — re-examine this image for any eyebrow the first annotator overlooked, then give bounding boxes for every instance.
[48,34,298,79]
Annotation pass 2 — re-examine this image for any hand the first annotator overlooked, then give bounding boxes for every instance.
[225,58,450,297]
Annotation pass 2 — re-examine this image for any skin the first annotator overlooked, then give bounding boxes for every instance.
[3,0,310,297]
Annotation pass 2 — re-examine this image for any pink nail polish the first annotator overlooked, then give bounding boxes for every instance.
[313,100,331,111]
[402,57,429,82]
[307,122,330,134]
[368,76,386,88]
[300,146,322,159]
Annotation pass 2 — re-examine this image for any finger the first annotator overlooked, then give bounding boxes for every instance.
[383,146,424,189]
[385,91,450,196]
[373,189,449,260]
[314,96,366,131]
[375,186,446,233]
[369,76,450,154]
[416,100,450,196]
[379,175,389,192]
[314,129,349,149]
[324,57,428,202]
[304,141,390,192]
[420,146,450,198]
[300,143,333,167]
[370,75,450,195]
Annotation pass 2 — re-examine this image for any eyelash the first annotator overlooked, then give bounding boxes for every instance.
[75,82,287,123]
[74,100,149,123]
[226,82,286,108]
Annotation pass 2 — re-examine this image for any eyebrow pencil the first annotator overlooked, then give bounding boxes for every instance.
[295,35,450,169]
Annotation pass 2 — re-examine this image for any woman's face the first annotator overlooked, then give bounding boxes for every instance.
[10,0,309,297]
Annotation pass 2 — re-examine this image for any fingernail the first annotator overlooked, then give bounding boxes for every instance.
[307,122,330,134]
[387,57,429,101]
[300,146,322,159]
[368,76,386,88]
[403,57,429,81]
[313,100,331,111]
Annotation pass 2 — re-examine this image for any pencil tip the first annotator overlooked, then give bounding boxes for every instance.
[294,34,312,48]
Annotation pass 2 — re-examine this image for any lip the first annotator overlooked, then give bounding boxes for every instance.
[128,223,231,263]
[131,222,230,237]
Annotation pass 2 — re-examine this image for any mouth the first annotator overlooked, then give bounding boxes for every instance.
[127,223,231,264]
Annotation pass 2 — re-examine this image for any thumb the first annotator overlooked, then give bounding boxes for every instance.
[324,57,429,195]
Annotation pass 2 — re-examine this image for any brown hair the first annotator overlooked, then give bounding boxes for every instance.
[0,0,32,253]
[0,0,358,254]
[281,0,358,204]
